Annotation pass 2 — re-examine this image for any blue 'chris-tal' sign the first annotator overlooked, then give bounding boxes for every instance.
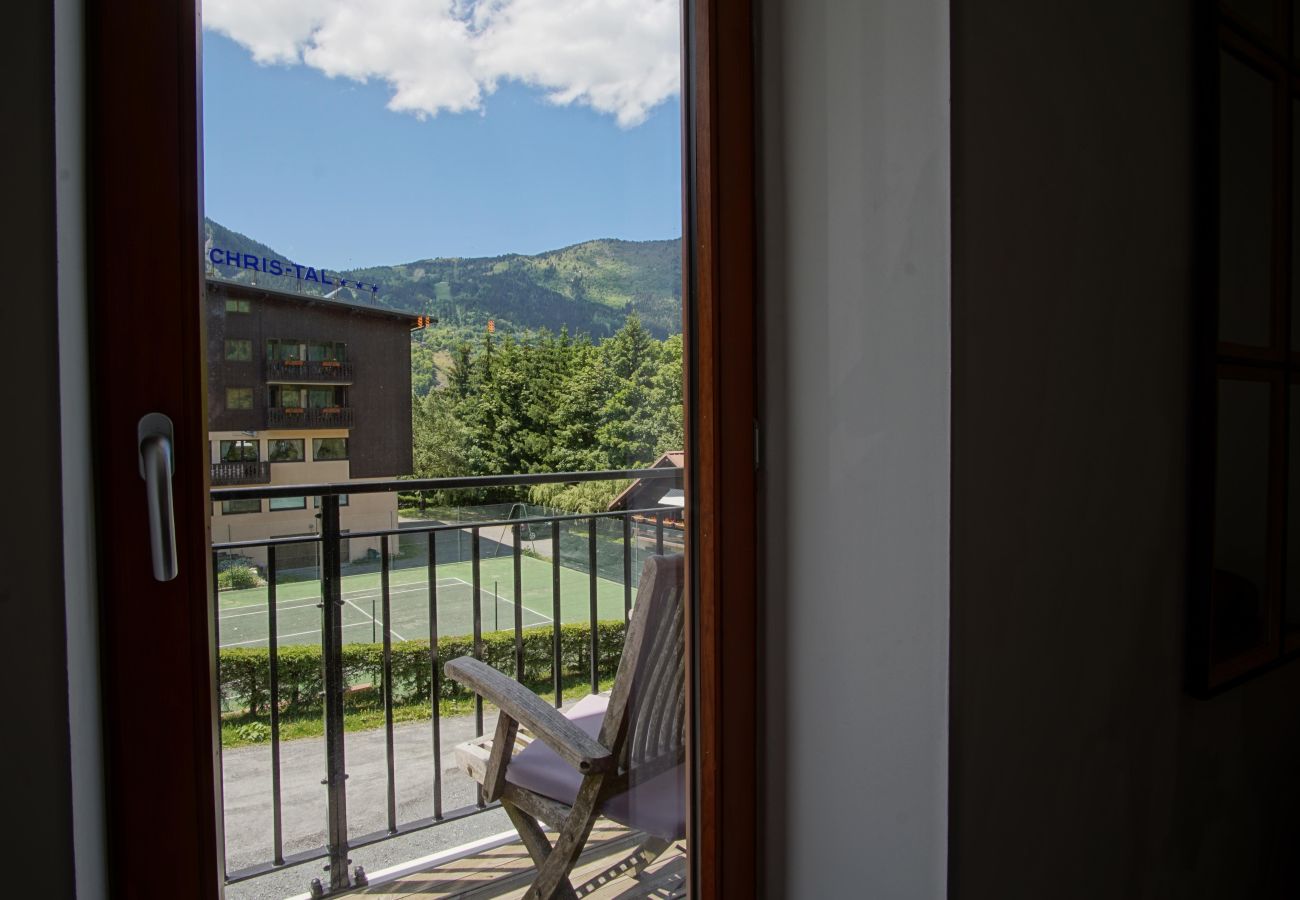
[209,247,380,295]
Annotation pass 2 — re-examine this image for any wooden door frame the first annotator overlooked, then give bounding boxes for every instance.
[87,0,222,896]
[86,0,760,897]
[683,0,760,897]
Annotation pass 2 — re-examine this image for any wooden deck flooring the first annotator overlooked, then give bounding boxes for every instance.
[354,821,686,899]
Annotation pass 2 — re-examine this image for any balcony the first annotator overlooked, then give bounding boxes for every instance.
[211,460,271,486]
[266,406,354,429]
[352,821,684,898]
[267,359,354,382]
[210,468,685,898]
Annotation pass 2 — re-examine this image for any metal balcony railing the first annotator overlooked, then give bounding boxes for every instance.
[211,460,271,486]
[266,406,354,429]
[267,360,354,382]
[210,467,684,896]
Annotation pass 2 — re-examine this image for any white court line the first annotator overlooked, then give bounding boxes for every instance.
[219,621,369,648]
[472,584,553,626]
[218,600,320,620]
[218,578,465,619]
[217,576,552,636]
[343,597,408,642]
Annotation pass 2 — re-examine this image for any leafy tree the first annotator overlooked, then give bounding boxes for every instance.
[408,314,683,511]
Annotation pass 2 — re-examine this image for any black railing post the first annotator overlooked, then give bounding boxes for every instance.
[471,527,484,808]
[267,546,284,866]
[552,520,562,707]
[427,532,443,821]
[513,523,524,681]
[588,517,599,694]
[212,550,228,876]
[623,514,632,624]
[381,535,397,834]
[318,495,351,893]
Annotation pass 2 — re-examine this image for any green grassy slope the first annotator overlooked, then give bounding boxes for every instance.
[205,218,682,340]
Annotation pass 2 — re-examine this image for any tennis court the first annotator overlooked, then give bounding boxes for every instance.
[217,553,635,649]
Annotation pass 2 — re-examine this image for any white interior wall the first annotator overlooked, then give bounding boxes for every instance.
[759,0,951,896]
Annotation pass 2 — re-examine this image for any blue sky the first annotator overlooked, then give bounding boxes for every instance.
[202,29,682,268]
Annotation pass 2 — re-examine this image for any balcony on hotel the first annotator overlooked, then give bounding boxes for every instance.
[265,358,355,383]
[210,460,271,486]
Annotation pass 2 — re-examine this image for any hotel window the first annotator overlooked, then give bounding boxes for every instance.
[308,341,347,362]
[313,494,350,507]
[218,439,258,462]
[226,387,253,410]
[268,496,307,511]
[225,298,250,313]
[313,438,348,461]
[272,386,302,409]
[267,339,305,361]
[220,498,260,515]
[308,387,338,408]
[224,339,252,361]
[268,439,304,462]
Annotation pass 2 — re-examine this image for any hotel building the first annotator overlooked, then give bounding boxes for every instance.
[205,277,421,569]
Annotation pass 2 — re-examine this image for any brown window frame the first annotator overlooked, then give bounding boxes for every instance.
[88,0,759,896]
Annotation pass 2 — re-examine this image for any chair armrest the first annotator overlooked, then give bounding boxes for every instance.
[445,656,614,774]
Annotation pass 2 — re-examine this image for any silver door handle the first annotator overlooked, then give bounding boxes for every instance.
[138,413,177,582]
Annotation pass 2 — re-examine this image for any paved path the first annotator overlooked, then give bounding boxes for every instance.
[222,700,583,899]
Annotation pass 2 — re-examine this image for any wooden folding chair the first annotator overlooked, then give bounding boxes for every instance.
[445,554,686,900]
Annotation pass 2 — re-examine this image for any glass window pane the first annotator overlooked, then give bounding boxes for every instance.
[313,438,348,461]
[220,439,258,462]
[221,498,261,515]
[1218,51,1275,348]
[269,496,306,511]
[226,387,253,410]
[1212,377,1273,663]
[225,338,251,361]
[268,439,304,462]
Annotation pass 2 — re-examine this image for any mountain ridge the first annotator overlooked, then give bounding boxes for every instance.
[204,218,683,339]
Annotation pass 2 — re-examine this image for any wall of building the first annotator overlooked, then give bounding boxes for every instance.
[758,0,951,896]
[205,283,414,478]
[950,1,1300,897]
[0,3,80,897]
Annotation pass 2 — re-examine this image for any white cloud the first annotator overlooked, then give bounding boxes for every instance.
[203,0,680,126]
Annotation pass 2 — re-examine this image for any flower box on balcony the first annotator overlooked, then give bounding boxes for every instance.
[283,407,305,414]
[283,359,304,367]
[321,360,342,368]
[321,406,342,414]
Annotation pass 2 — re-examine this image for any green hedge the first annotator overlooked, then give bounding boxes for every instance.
[219,621,627,716]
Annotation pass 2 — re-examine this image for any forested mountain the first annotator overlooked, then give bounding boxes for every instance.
[204,219,682,340]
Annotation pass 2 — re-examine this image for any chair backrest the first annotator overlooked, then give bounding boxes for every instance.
[598,554,686,782]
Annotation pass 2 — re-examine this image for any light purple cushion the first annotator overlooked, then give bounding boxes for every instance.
[505,693,686,840]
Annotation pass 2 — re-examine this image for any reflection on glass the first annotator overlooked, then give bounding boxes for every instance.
[1212,378,1272,662]
[1287,388,1300,636]
[1293,103,1300,351]
[1218,51,1274,348]
[1223,0,1276,37]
